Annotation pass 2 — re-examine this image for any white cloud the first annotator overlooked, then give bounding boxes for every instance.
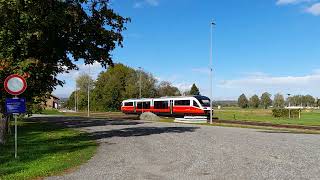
[53,62,105,98]
[305,3,320,15]
[173,83,192,93]
[192,68,210,75]
[218,70,320,97]
[134,0,159,8]
[276,0,311,5]
[145,0,159,6]
[59,62,103,80]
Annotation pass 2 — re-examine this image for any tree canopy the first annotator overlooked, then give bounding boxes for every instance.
[189,84,200,95]
[249,95,260,108]
[260,92,272,109]
[157,81,181,97]
[238,94,249,108]
[65,64,185,111]
[273,93,285,108]
[0,0,129,144]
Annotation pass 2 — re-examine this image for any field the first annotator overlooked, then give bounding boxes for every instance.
[214,107,320,126]
[0,118,97,180]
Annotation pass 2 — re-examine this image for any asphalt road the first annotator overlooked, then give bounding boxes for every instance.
[42,116,320,180]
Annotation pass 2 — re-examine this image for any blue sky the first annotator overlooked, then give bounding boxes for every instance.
[54,0,320,100]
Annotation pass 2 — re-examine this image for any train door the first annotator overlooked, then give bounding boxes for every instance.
[134,101,136,113]
[170,100,173,114]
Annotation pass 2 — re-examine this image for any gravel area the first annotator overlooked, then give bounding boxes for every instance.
[42,117,320,180]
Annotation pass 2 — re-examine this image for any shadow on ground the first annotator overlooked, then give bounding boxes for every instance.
[89,126,199,140]
[27,116,199,141]
[28,116,144,128]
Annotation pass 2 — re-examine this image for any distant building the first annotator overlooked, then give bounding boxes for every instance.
[42,95,60,109]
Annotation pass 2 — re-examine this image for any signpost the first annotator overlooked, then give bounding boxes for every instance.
[4,74,27,159]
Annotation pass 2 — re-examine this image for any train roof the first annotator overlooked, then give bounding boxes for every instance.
[122,95,209,102]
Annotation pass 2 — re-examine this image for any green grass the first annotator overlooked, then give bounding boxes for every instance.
[214,108,320,126]
[0,119,97,180]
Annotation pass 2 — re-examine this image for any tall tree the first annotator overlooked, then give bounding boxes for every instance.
[260,92,272,109]
[249,95,260,108]
[0,0,129,144]
[157,81,181,97]
[273,93,285,108]
[189,84,200,95]
[316,98,320,107]
[304,95,315,107]
[76,73,95,92]
[238,94,249,108]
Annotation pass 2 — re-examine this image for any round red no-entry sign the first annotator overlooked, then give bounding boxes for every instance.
[4,74,27,96]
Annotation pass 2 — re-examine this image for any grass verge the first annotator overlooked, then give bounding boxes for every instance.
[215,108,320,126]
[0,119,97,180]
[41,109,65,115]
[158,118,320,134]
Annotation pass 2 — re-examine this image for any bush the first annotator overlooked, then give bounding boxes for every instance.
[32,103,43,114]
[272,109,300,118]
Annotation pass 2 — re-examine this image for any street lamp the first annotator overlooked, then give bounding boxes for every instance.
[87,64,90,117]
[209,20,215,124]
[139,67,142,99]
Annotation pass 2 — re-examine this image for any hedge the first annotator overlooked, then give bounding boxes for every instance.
[272,108,301,118]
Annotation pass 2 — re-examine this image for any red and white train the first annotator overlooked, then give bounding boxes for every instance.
[121,95,212,117]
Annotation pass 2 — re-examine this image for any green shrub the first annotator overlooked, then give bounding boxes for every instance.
[272,108,300,118]
[32,103,43,114]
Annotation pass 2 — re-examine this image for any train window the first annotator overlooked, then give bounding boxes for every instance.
[124,102,133,106]
[137,101,151,109]
[154,101,169,109]
[174,100,190,106]
[194,96,211,107]
[193,101,200,107]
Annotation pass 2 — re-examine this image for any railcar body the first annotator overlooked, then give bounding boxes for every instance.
[121,95,212,117]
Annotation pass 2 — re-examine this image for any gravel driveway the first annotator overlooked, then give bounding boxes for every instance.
[41,116,320,180]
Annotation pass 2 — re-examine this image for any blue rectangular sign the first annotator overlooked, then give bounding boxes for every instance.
[5,98,26,114]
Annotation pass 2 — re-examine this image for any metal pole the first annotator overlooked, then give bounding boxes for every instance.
[14,114,17,158]
[139,67,142,99]
[88,64,90,117]
[74,84,77,112]
[210,20,215,124]
[13,95,18,159]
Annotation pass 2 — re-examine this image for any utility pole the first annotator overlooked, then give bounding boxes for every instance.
[88,64,90,117]
[209,20,215,124]
[139,67,142,99]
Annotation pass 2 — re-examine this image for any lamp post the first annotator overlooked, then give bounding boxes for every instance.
[209,20,215,124]
[139,67,142,99]
[87,64,91,117]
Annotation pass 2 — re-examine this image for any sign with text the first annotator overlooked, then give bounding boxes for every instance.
[5,98,26,114]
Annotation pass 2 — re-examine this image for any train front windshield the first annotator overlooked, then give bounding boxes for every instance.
[195,96,211,107]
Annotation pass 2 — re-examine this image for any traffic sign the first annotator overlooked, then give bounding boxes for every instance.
[4,74,27,95]
[5,98,26,114]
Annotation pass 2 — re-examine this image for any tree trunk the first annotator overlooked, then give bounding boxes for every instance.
[0,115,8,145]
[0,103,8,145]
